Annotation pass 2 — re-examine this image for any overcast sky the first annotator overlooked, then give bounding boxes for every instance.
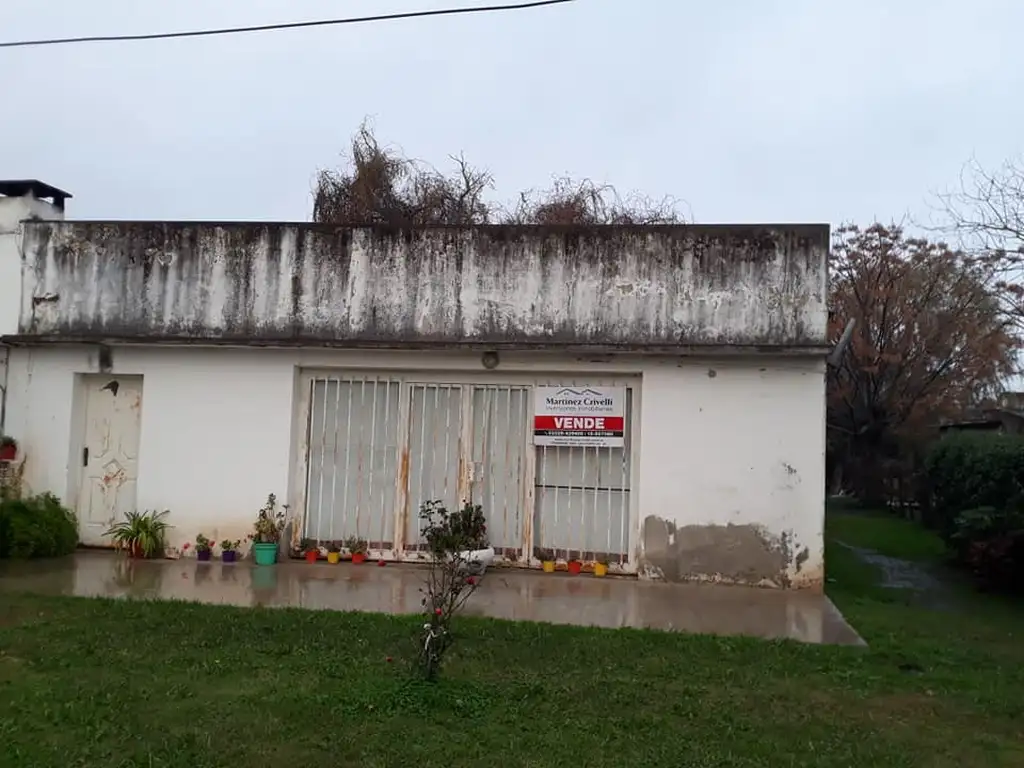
[2,0,1021,226]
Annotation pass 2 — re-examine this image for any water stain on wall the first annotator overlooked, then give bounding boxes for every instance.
[641,516,818,589]
[18,222,830,350]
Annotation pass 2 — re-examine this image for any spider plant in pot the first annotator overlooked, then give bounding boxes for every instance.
[220,539,241,563]
[301,538,319,563]
[105,510,171,559]
[346,536,368,564]
[193,533,214,561]
[326,542,342,564]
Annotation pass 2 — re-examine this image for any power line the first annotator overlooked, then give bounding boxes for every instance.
[0,0,575,49]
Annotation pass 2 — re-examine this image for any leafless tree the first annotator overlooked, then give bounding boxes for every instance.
[312,120,687,228]
[936,156,1024,327]
[501,176,685,225]
[312,119,493,227]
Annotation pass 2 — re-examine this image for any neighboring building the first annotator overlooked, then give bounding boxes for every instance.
[0,181,829,589]
[938,392,1024,435]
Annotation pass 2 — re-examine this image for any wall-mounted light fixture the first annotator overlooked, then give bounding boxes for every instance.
[98,344,113,373]
[481,351,499,370]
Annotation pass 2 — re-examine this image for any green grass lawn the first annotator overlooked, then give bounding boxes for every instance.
[825,507,948,562]
[2,518,1023,768]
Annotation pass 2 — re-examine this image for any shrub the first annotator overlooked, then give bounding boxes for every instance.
[949,507,1024,593]
[416,500,488,681]
[924,432,1024,536]
[924,433,1024,593]
[0,493,78,559]
[422,500,487,558]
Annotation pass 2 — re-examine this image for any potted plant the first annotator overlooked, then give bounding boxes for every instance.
[593,558,609,578]
[301,538,319,563]
[326,542,342,564]
[567,557,583,575]
[194,533,214,561]
[0,436,16,462]
[220,539,241,563]
[249,493,287,566]
[346,536,368,564]
[537,547,556,573]
[105,509,171,559]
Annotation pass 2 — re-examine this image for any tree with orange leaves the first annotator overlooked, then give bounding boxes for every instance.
[828,224,1019,502]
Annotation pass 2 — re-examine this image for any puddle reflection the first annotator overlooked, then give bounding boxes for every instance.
[0,552,864,645]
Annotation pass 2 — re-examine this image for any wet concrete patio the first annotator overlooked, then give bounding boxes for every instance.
[0,552,864,645]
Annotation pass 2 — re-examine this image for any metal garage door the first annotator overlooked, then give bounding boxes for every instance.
[533,387,633,569]
[297,372,636,572]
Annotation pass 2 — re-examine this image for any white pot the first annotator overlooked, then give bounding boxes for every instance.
[454,546,495,573]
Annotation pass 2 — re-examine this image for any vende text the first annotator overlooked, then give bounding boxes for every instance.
[535,415,624,430]
[555,417,605,429]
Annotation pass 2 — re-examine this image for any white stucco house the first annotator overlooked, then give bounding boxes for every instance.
[0,180,829,589]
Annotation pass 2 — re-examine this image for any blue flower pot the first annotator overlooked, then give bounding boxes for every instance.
[252,542,278,566]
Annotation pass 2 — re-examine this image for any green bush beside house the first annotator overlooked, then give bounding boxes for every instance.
[0,493,78,559]
[925,432,1024,592]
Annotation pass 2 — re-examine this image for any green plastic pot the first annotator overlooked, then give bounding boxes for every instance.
[252,542,279,566]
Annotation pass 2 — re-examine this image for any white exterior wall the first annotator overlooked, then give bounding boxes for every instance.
[3,346,295,551]
[0,195,63,338]
[3,345,825,589]
[638,360,825,589]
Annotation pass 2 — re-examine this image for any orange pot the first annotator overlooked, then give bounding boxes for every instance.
[352,552,366,564]
[304,550,318,563]
[567,561,582,575]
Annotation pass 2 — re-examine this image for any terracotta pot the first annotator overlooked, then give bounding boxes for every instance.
[305,550,318,563]
[352,552,366,564]
[129,543,145,559]
[567,560,582,575]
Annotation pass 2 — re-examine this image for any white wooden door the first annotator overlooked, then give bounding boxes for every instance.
[77,375,144,546]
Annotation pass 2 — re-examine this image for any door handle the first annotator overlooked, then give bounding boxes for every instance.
[82,447,89,466]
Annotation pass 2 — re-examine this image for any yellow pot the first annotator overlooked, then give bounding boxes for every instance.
[542,560,556,573]
[327,551,340,564]
[593,563,608,577]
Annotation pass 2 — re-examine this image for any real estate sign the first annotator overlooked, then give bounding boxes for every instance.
[533,386,626,448]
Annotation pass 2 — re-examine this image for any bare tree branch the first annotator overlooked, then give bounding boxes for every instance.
[311,120,687,228]
[933,156,1024,327]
